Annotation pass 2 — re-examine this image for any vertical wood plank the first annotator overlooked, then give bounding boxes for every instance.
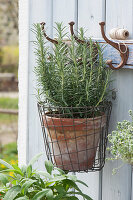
[106,0,133,39]
[102,70,133,200]
[18,0,29,166]
[131,167,133,200]
[76,172,99,200]
[53,0,76,37]
[78,0,105,38]
[103,1,133,198]
[130,166,133,200]
[99,170,103,200]
[27,0,54,169]
[77,1,106,200]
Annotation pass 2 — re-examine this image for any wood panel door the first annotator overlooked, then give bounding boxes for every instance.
[19,0,133,199]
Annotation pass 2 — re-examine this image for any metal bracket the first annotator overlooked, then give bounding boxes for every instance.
[99,22,129,70]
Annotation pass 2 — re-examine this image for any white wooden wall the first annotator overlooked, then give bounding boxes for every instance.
[19,0,133,199]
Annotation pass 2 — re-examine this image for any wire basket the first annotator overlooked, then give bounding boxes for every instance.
[38,102,112,172]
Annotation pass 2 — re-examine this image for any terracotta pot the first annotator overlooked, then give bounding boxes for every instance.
[43,113,106,171]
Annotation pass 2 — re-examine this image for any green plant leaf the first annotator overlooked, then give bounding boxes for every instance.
[0,159,13,169]
[54,185,66,194]
[26,165,32,178]
[12,165,24,176]
[0,169,23,176]
[21,165,27,176]
[0,173,9,186]
[76,179,88,187]
[54,193,66,200]
[54,167,66,175]
[64,197,79,200]
[46,189,54,200]
[67,174,77,182]
[46,176,66,186]
[32,189,52,200]
[15,197,29,200]
[37,171,52,179]
[28,152,43,166]
[63,179,81,192]
[68,191,93,200]
[45,160,53,175]
[21,179,37,195]
[4,185,21,200]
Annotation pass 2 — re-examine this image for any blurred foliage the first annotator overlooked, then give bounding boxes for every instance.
[0,113,18,124]
[0,142,18,171]
[0,0,18,31]
[0,97,18,123]
[0,48,3,65]
[0,46,18,76]
[0,97,18,109]
[0,0,18,45]
[0,46,19,66]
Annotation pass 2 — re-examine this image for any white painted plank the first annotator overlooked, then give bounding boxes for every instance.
[27,0,55,169]
[18,0,29,166]
[53,0,76,37]
[106,0,133,39]
[76,172,100,200]
[131,169,133,200]
[102,70,133,200]
[78,0,105,38]
[103,1,133,198]
[77,1,106,199]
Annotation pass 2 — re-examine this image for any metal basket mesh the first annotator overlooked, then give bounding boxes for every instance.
[38,102,112,172]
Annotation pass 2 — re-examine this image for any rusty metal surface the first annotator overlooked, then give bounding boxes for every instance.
[99,22,129,70]
[40,22,58,44]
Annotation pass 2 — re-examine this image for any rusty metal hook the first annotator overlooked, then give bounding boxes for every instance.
[68,21,98,59]
[69,21,87,44]
[99,22,129,70]
[40,22,58,45]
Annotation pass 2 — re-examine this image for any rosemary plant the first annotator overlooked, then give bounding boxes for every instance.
[33,23,112,117]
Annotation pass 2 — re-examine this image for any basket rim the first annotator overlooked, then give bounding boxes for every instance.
[43,111,106,121]
[37,101,112,109]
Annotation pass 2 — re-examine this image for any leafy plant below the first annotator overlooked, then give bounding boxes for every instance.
[0,142,18,171]
[0,153,93,200]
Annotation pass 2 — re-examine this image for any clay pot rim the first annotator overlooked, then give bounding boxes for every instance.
[44,111,106,121]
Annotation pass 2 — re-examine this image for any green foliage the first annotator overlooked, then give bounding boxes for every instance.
[108,110,133,165]
[0,97,18,109]
[0,46,18,76]
[0,48,3,65]
[33,23,112,116]
[0,0,18,45]
[0,142,18,171]
[0,153,93,200]
[1,46,19,66]
[0,97,18,123]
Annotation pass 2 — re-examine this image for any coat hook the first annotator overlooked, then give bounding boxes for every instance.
[40,22,58,44]
[69,21,98,57]
[99,22,129,70]
[69,22,97,47]
[69,21,86,44]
